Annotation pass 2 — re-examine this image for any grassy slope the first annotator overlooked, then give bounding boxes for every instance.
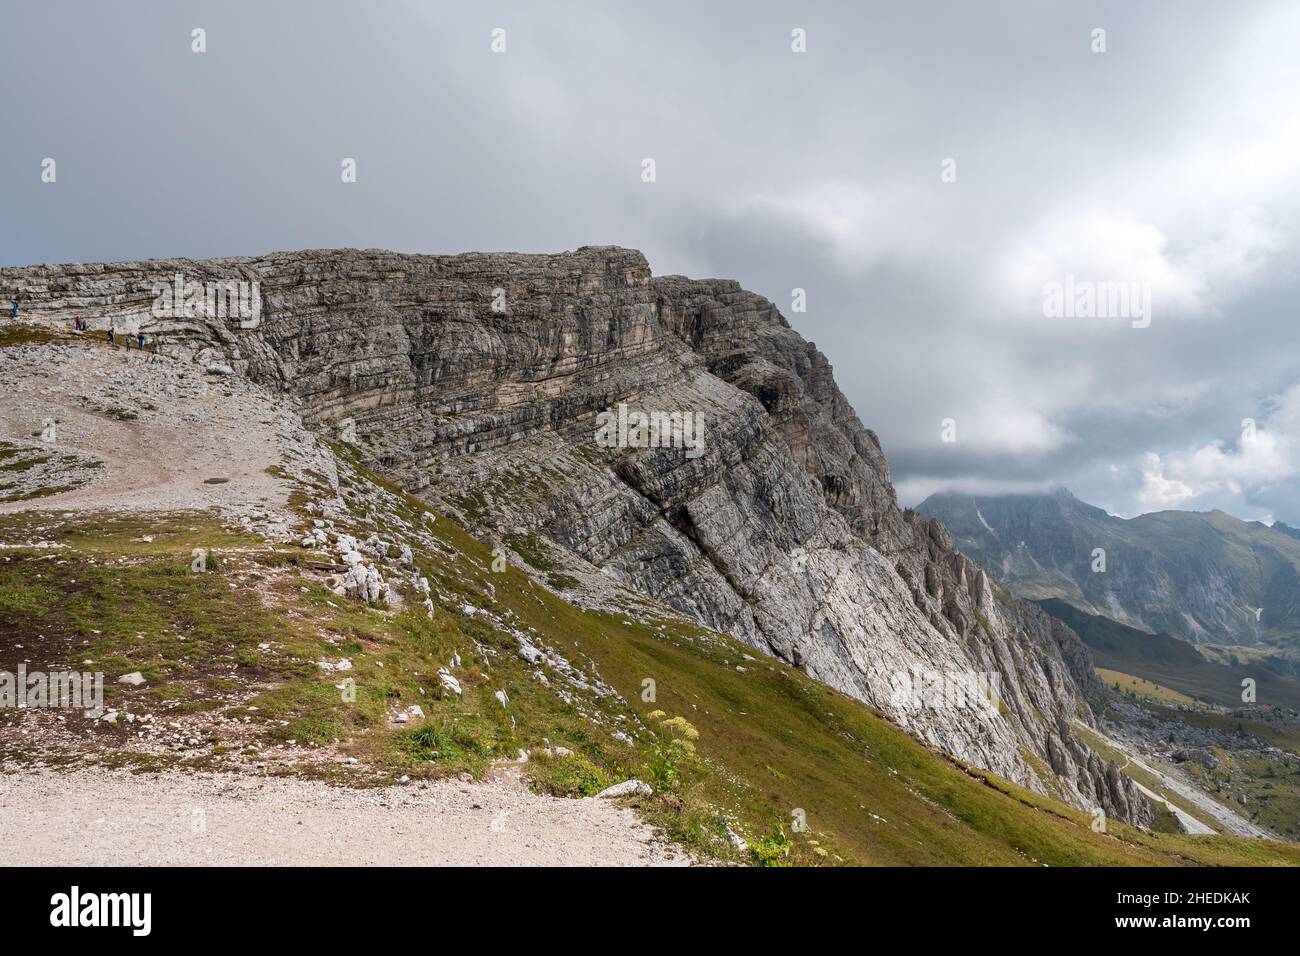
[3,472,1299,865]
[1178,748,1300,842]
[1096,668,1198,706]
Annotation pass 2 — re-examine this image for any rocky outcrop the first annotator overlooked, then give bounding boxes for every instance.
[1,247,1151,824]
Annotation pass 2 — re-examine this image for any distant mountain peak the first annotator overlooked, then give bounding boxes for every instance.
[919,487,1300,652]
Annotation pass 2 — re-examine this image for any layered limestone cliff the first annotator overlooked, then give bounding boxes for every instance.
[1,247,1150,825]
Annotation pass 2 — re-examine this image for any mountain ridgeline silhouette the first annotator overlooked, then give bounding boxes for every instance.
[918,488,1300,669]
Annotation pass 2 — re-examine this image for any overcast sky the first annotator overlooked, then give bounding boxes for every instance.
[4,1,1298,523]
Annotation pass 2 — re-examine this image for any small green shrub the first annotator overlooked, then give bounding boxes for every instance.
[642,711,700,792]
[749,825,793,867]
[530,754,610,797]
[402,719,487,762]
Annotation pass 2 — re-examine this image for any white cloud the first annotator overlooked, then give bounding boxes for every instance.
[996,205,1283,323]
[738,181,938,271]
[896,476,1058,508]
[1137,383,1300,512]
[938,394,1075,457]
[1137,452,1199,512]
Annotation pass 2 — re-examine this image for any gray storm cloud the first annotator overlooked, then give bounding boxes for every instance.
[2,0,1297,521]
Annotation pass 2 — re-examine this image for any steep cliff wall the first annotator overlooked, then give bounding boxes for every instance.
[1,247,1150,824]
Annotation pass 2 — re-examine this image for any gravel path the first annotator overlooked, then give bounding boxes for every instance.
[0,767,691,866]
[1129,779,1216,835]
[0,340,293,517]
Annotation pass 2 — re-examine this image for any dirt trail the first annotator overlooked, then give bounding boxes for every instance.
[0,340,290,517]
[1128,778,1216,835]
[0,766,690,866]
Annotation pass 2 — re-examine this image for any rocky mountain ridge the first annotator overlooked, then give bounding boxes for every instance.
[1,247,1149,825]
[918,488,1300,663]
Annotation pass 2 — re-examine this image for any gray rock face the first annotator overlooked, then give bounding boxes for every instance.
[1,246,1150,825]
